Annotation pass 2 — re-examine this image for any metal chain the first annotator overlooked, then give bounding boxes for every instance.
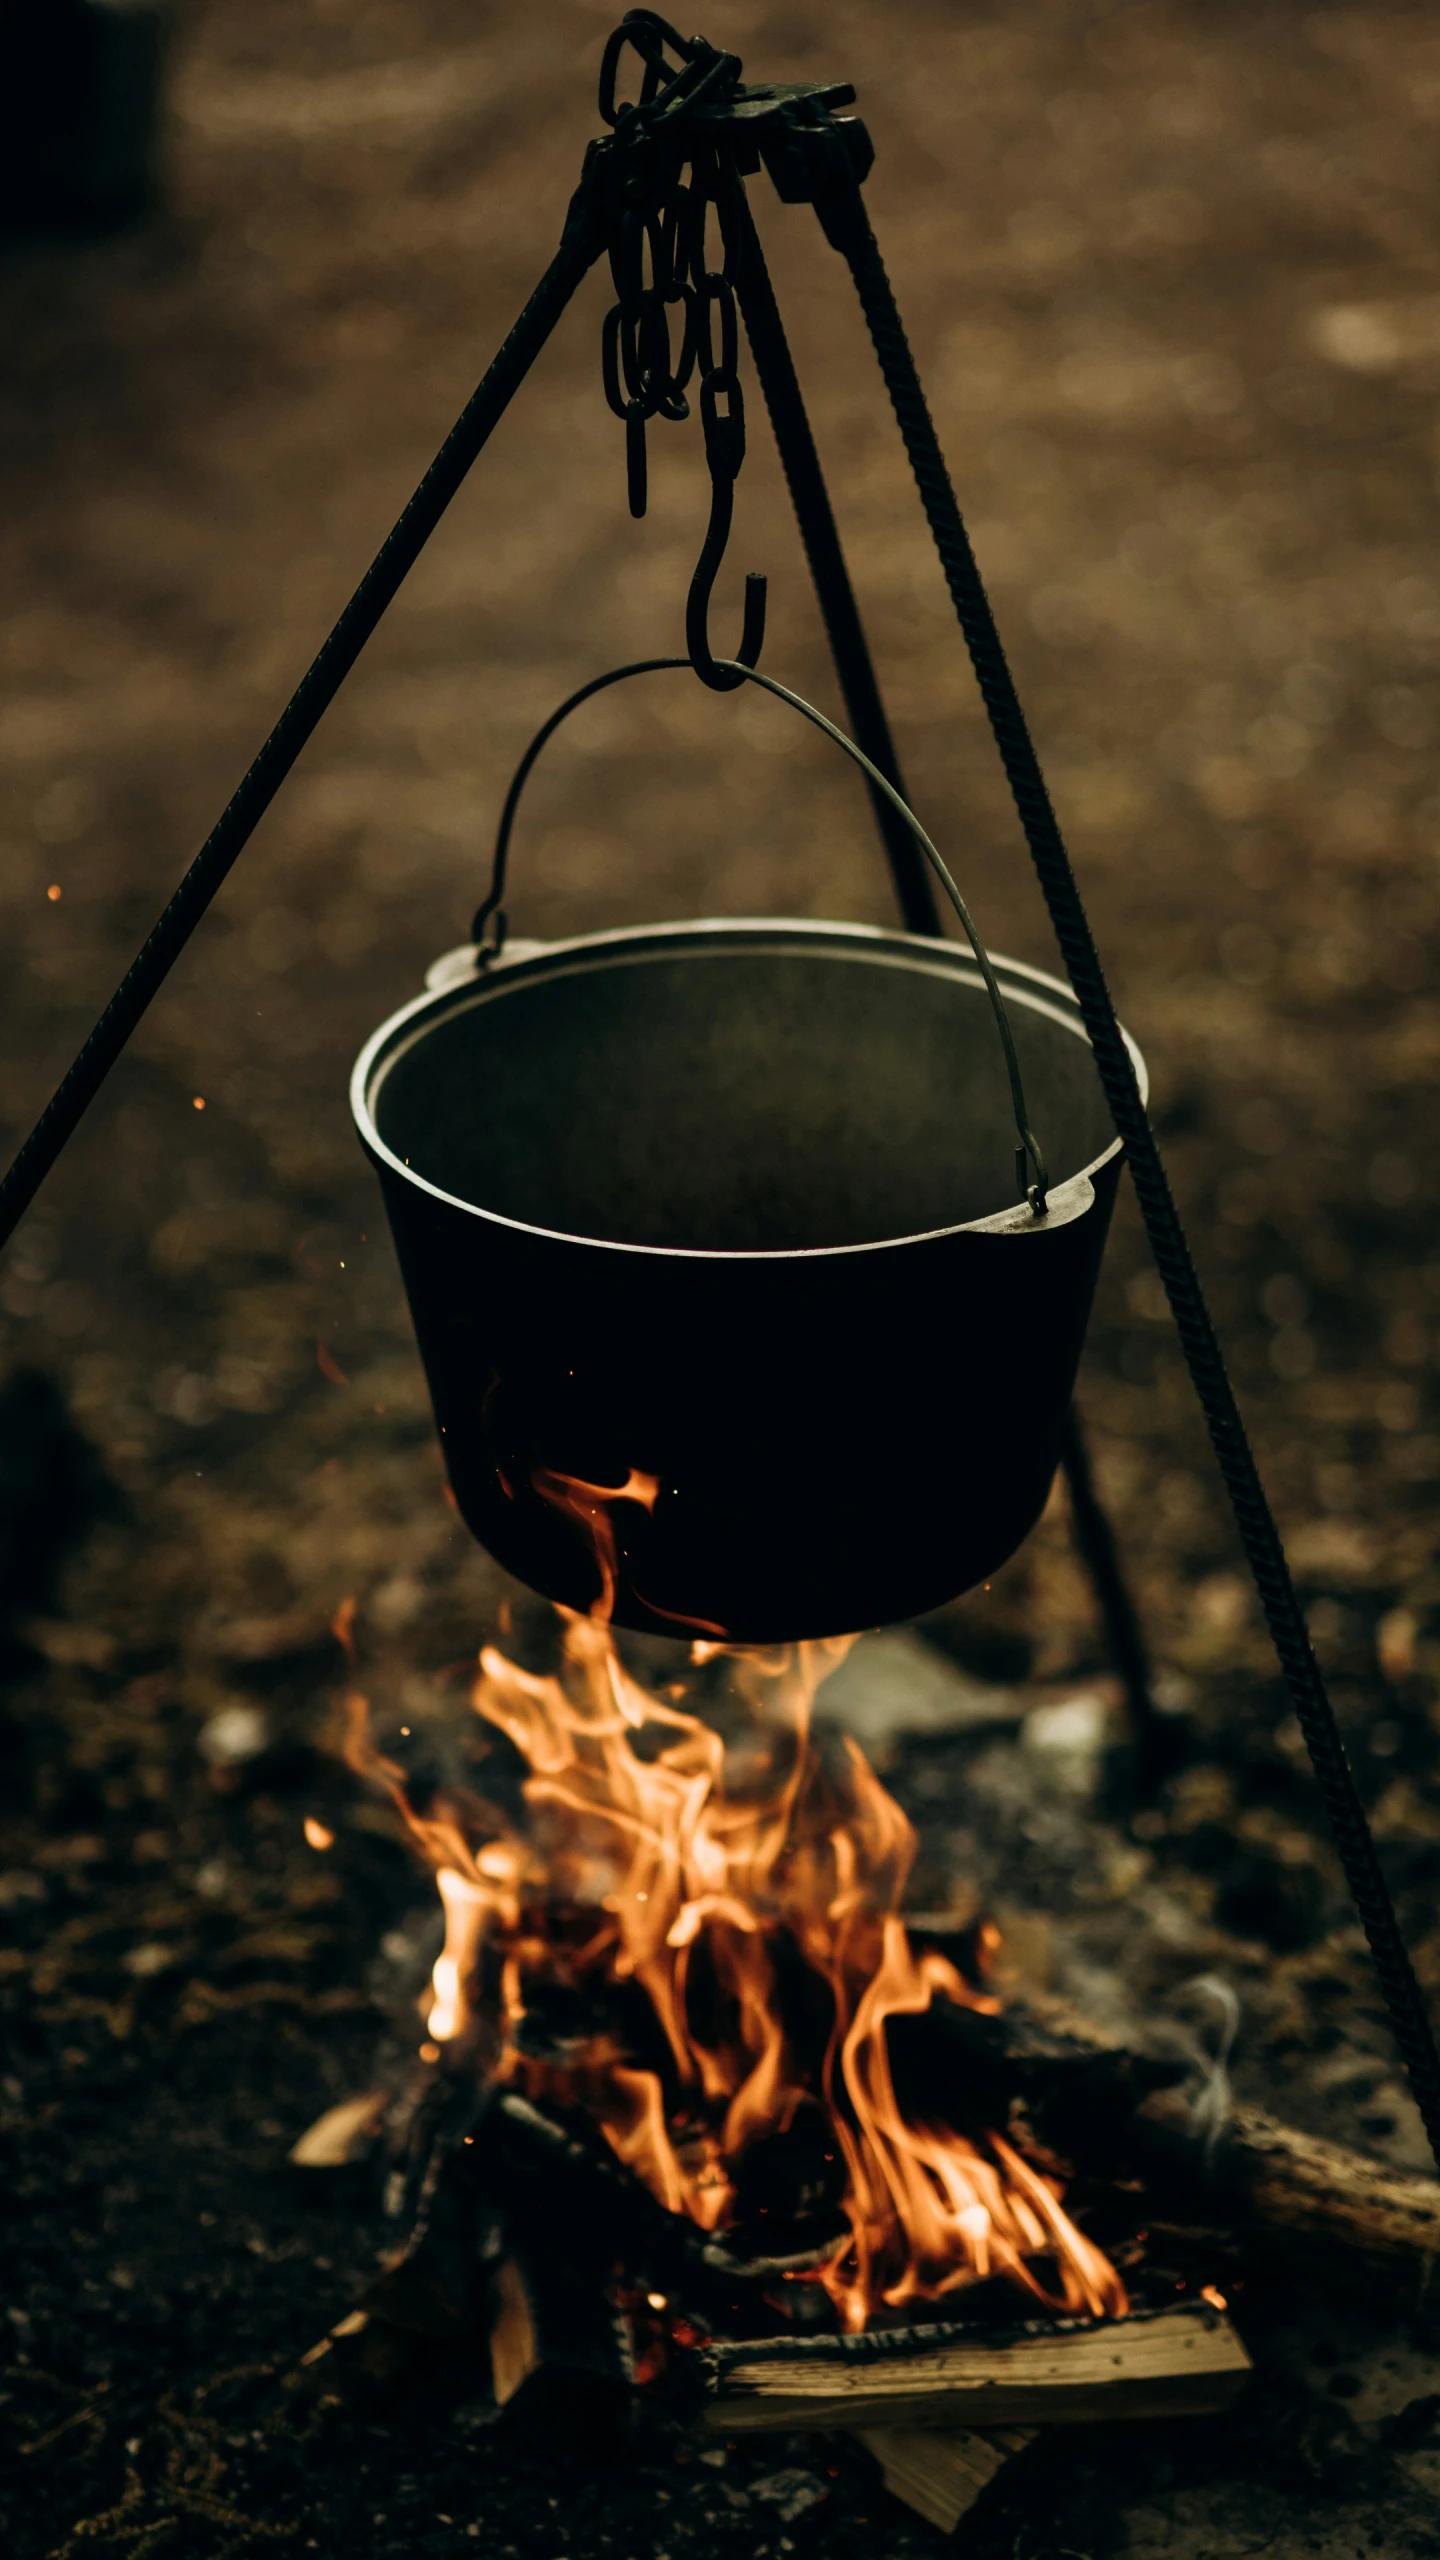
[600,192,695,517]
[596,19,766,685]
[597,15,721,516]
[681,178,767,688]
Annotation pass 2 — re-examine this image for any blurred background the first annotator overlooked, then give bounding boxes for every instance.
[4,2,1440,2548]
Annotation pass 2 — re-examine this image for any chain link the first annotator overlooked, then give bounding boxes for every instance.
[595,18,766,683]
[600,146,746,507]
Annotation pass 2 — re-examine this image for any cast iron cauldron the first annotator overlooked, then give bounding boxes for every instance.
[352,916,1145,1641]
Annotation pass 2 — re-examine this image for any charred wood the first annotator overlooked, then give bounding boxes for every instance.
[1018,1996,1440,2306]
[1096,2088,1440,2305]
[694,2302,1249,2432]
[901,1991,1440,2308]
[470,2089,841,2332]
[885,1988,1186,2136]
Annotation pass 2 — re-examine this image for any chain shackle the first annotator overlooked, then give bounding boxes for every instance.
[698,364,745,481]
[688,264,738,382]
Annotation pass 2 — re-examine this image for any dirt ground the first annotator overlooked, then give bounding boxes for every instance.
[5,2,1440,2554]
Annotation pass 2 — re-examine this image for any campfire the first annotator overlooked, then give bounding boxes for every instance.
[7,12,1440,2555]
[293,1549,1264,2522]
[287,1552,1440,2531]
[345,1599,1129,2337]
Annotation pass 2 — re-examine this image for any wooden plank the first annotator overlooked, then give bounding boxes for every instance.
[701,2306,1249,2433]
[856,2424,1036,2532]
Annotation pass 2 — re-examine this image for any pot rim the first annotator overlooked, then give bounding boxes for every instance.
[350,915,1148,1264]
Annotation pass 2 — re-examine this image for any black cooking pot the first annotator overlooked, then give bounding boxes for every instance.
[352,913,1144,1641]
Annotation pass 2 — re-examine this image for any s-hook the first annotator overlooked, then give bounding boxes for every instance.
[684,189,767,689]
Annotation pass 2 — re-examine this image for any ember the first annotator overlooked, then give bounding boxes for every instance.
[338,1595,1128,2337]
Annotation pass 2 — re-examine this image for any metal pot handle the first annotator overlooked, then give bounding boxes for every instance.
[472,655,1049,1214]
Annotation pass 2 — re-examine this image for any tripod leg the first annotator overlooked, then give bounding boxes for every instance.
[824,184,1440,2170]
[0,175,606,1255]
[1058,1407,1173,1774]
[730,193,940,936]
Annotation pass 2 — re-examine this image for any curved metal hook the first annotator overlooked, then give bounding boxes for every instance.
[687,547,767,692]
[684,249,766,689]
[684,431,764,694]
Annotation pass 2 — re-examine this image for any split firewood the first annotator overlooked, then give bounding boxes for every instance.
[289,2094,496,2406]
[855,2424,1036,2533]
[696,2302,1249,2433]
[488,2245,636,2448]
[288,2088,389,2168]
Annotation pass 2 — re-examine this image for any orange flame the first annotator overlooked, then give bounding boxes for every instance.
[529,1466,660,1626]
[336,1598,1126,2332]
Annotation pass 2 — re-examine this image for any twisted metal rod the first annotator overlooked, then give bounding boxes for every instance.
[822,186,1440,2172]
[0,174,606,1255]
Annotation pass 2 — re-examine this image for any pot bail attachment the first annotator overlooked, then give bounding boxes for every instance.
[469,656,1049,1217]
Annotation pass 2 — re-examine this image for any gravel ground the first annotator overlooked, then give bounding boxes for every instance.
[5,3,1440,2553]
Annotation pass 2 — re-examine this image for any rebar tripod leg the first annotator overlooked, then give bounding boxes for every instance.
[1058,1407,1173,1773]
[821,177,1440,2168]
[0,170,607,1254]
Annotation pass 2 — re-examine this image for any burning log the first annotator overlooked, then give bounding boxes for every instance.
[886,1966,1434,2314]
[887,1977,1440,2308]
[470,2090,839,2333]
[1012,1997,1440,2308]
[694,2301,1250,2432]
[1097,2089,1440,2303]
